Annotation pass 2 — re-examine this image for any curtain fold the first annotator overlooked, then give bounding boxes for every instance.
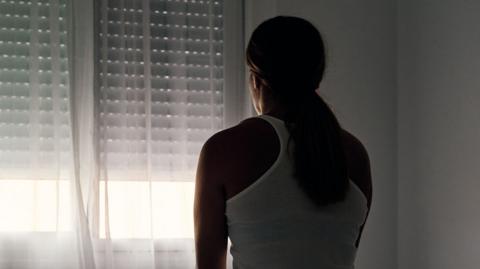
[67,0,97,268]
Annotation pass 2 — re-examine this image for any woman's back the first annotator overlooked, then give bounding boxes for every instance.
[225,114,369,269]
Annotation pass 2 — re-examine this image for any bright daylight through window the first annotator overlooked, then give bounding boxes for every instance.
[0,0,226,239]
[97,0,224,238]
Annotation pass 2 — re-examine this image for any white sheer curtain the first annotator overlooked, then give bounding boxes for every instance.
[0,0,93,268]
[1,0,244,268]
[91,0,224,268]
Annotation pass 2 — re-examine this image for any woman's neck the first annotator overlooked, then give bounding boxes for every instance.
[261,104,288,121]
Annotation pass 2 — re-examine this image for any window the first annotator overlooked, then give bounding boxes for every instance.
[96,0,225,239]
[0,0,246,269]
[0,0,245,236]
[0,0,73,232]
[0,1,244,267]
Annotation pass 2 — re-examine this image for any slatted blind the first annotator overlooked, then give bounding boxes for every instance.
[0,0,71,180]
[98,0,224,182]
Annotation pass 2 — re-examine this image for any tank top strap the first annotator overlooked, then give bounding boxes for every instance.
[255,114,290,153]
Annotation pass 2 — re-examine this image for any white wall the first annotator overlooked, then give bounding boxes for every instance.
[398,1,480,269]
[246,1,398,269]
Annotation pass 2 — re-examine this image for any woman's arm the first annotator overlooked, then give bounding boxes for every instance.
[194,135,228,269]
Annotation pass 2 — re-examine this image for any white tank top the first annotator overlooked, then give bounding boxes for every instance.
[225,114,369,269]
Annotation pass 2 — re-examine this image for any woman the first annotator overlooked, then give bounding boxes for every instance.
[194,16,372,269]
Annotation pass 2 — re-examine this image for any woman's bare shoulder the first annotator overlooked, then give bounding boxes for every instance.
[341,129,369,157]
[203,117,273,151]
[199,117,279,198]
[341,129,373,207]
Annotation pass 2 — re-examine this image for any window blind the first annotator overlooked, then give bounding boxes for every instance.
[98,0,224,182]
[0,0,71,180]
[0,0,73,232]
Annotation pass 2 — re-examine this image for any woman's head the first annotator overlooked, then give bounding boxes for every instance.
[246,16,326,114]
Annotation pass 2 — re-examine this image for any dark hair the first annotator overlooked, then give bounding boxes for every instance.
[246,16,349,206]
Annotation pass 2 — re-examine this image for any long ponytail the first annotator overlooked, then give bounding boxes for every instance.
[285,91,348,206]
[247,16,349,206]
